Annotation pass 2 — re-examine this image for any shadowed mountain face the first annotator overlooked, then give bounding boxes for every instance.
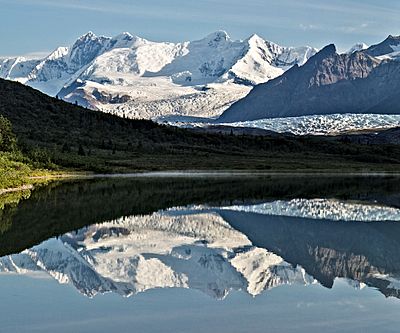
[2,176,400,299]
[222,211,400,297]
[219,37,400,122]
[365,35,400,57]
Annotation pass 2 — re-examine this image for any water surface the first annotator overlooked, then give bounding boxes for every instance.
[1,175,400,332]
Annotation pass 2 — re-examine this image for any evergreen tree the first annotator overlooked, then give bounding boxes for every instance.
[62,142,71,153]
[0,115,17,152]
[78,144,86,156]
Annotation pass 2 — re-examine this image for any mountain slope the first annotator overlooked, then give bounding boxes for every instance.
[0,31,316,119]
[364,34,400,58]
[219,39,400,122]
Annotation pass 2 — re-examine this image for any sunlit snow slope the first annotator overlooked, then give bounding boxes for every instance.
[0,31,317,120]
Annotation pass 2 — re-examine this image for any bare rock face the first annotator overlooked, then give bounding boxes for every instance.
[219,38,400,122]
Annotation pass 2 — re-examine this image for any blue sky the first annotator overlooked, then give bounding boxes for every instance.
[1,0,400,57]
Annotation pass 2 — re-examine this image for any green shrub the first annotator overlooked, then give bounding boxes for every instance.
[0,153,32,189]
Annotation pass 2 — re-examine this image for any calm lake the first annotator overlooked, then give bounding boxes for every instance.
[1,175,400,332]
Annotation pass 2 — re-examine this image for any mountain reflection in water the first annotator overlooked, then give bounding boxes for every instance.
[1,176,400,300]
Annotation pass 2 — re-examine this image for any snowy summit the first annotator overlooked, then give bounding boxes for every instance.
[0,31,317,120]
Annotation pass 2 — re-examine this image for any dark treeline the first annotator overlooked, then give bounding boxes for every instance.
[1,78,400,172]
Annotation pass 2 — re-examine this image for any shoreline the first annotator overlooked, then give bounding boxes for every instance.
[0,172,87,196]
[0,184,33,195]
[67,170,400,178]
[2,170,400,194]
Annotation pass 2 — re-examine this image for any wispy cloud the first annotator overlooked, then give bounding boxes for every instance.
[293,0,400,19]
[299,24,318,31]
[0,0,327,42]
[338,22,370,33]
[0,0,118,13]
[0,0,295,32]
[0,0,398,54]
[0,51,50,59]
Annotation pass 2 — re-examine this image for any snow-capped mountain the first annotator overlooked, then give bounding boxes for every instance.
[219,36,400,122]
[0,31,317,119]
[4,32,400,135]
[0,210,314,298]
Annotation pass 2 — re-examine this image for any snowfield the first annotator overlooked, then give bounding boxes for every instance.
[66,78,252,119]
[0,31,316,120]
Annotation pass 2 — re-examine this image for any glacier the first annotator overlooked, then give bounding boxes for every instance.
[171,113,400,136]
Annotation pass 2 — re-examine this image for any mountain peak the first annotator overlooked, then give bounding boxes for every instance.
[321,43,337,54]
[112,32,137,43]
[386,34,400,42]
[203,31,230,46]
[68,32,110,70]
[248,33,261,40]
[247,33,265,45]
[107,32,140,49]
[78,31,97,41]
[365,35,400,57]
[219,36,400,122]
[347,43,368,54]
[118,32,134,39]
[46,46,69,61]
[307,44,336,63]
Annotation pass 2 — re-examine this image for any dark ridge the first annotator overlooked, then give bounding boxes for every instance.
[2,78,400,172]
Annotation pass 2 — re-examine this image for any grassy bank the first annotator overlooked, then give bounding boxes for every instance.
[0,152,61,190]
[0,153,32,189]
[0,113,66,191]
